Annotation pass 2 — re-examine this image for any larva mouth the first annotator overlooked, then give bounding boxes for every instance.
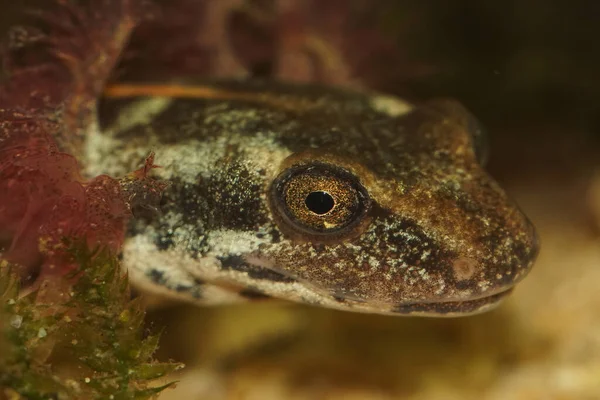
[242,254,516,317]
[387,288,514,317]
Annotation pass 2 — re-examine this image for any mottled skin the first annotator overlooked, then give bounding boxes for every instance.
[2,1,538,316]
[84,80,539,316]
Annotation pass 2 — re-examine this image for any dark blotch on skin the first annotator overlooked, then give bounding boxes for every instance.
[127,162,270,257]
[332,294,347,303]
[148,270,203,299]
[159,164,267,233]
[239,288,271,300]
[175,284,192,292]
[218,255,296,283]
[269,228,282,243]
[102,96,291,144]
[149,269,166,284]
[175,284,202,299]
[154,231,176,251]
[203,161,269,230]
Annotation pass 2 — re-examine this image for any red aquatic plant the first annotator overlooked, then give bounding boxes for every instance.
[119,0,435,88]
[0,0,166,280]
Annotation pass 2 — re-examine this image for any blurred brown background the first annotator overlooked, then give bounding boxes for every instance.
[3,1,600,126]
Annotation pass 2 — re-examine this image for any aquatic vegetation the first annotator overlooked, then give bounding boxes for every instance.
[0,243,183,400]
[0,1,176,396]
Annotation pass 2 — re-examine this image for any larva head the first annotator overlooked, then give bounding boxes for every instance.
[91,80,538,316]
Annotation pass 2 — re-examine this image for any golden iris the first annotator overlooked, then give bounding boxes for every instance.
[271,163,370,235]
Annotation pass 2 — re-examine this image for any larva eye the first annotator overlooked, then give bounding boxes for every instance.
[269,163,371,238]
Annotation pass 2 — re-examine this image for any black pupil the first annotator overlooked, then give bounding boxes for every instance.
[305,191,335,215]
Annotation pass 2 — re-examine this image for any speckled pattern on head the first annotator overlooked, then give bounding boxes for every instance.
[85,79,539,316]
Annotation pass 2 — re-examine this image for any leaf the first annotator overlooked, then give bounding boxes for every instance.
[130,362,184,380]
[136,334,161,362]
[0,264,20,300]
[132,380,180,400]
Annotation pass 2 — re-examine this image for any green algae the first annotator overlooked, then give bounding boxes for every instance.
[0,243,183,400]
